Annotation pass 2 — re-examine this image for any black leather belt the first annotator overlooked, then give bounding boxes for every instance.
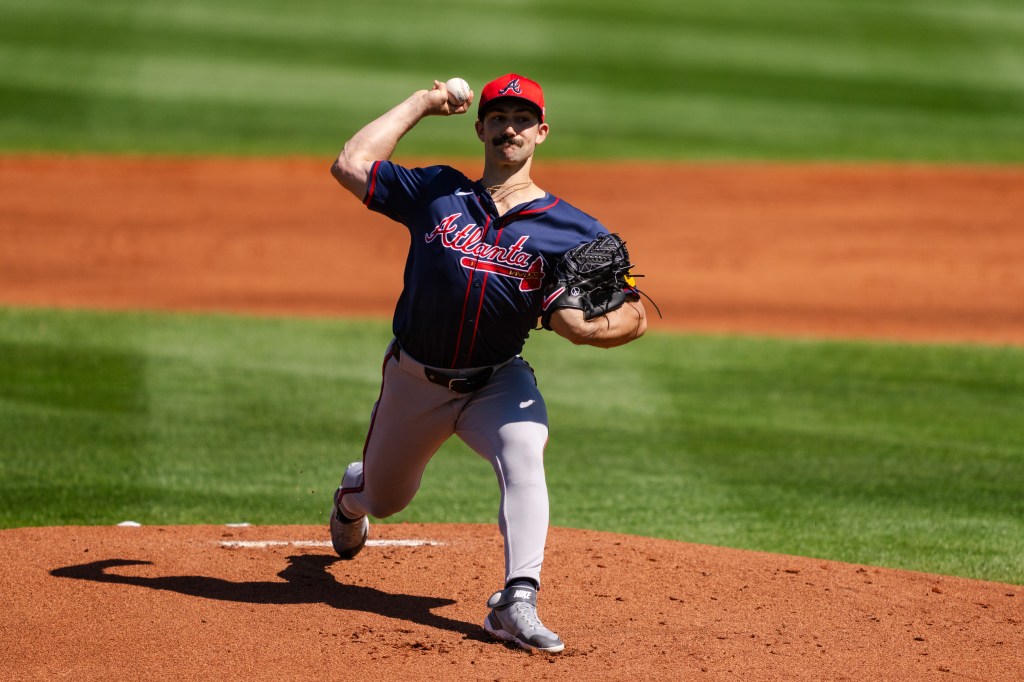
[393,344,495,394]
[424,366,494,393]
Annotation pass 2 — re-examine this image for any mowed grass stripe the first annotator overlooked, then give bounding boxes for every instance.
[1,307,1021,584]
[1,0,1022,159]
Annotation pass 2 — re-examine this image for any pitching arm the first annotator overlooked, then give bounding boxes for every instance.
[330,81,474,199]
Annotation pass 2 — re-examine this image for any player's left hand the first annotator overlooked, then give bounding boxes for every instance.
[541,233,638,330]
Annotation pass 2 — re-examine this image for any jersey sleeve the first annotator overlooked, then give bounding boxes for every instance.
[362,161,444,226]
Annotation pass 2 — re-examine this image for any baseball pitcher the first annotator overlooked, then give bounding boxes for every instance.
[328,73,648,653]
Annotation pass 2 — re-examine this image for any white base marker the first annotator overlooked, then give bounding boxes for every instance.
[218,539,442,549]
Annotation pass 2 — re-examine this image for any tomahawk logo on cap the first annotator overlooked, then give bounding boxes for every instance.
[498,79,523,96]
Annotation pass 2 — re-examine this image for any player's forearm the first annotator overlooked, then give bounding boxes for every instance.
[550,300,647,348]
[330,90,434,197]
[344,90,434,162]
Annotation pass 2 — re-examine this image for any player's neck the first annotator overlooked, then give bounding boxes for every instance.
[481,151,538,187]
[486,179,545,215]
[481,161,545,214]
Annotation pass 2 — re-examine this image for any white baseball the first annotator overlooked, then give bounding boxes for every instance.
[445,77,471,104]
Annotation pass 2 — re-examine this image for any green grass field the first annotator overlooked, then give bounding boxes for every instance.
[2,0,1022,587]
[2,0,1023,160]
[2,307,1022,585]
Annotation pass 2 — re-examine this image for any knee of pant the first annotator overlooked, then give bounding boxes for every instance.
[499,424,548,457]
[364,498,408,519]
[498,444,548,484]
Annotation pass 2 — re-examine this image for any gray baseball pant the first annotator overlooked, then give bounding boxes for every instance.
[337,341,551,586]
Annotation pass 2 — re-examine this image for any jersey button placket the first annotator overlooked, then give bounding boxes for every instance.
[459,276,481,363]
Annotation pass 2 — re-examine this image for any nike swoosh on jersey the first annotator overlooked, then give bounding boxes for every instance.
[454,190,474,196]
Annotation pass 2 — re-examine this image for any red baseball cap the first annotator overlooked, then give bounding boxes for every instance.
[477,73,545,121]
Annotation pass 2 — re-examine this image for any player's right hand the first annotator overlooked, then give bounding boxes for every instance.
[428,80,474,116]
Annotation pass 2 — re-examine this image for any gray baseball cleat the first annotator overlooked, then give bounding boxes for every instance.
[483,585,565,653]
[329,462,369,560]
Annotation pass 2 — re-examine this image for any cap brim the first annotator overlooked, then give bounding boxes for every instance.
[478,96,544,121]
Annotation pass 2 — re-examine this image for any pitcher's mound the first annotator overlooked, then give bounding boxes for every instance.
[1,523,1019,680]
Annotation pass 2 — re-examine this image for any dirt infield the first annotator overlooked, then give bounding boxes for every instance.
[2,155,1022,343]
[1,156,1022,679]
[1,524,1020,681]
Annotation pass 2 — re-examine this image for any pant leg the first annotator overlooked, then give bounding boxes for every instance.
[339,345,462,520]
[456,357,550,586]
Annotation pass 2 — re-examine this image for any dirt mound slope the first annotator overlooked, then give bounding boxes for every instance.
[1,524,1019,680]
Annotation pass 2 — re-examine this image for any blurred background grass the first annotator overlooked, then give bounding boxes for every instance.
[2,0,1023,160]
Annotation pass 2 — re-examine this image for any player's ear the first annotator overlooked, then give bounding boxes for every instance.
[475,119,485,141]
[536,122,549,144]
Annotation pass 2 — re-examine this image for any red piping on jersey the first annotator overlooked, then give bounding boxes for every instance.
[542,286,567,311]
[449,197,556,368]
[450,271,475,367]
[363,160,383,207]
[450,214,492,367]
[465,224,505,363]
[516,197,560,215]
[464,269,490,363]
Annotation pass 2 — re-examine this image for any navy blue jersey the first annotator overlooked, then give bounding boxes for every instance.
[363,161,609,368]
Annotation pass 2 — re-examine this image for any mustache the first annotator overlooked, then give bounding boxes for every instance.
[491,134,525,148]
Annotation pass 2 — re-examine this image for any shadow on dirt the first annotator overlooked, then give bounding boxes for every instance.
[51,553,486,641]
